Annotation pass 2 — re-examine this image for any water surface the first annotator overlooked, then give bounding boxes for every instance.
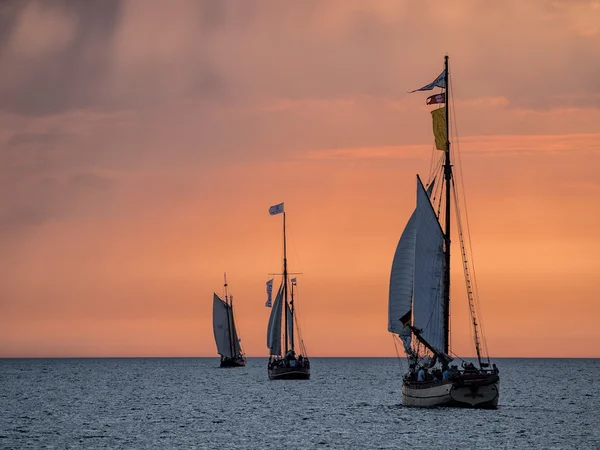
[1,358,598,449]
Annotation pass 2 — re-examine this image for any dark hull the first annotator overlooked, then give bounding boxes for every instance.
[268,366,310,380]
[219,358,246,368]
[402,374,499,408]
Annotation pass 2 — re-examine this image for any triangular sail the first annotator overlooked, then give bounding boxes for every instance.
[213,293,233,358]
[266,284,283,356]
[389,211,417,334]
[229,307,242,357]
[389,180,436,337]
[413,176,446,352]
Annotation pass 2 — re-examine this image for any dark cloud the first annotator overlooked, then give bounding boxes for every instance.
[0,1,599,118]
[0,1,121,116]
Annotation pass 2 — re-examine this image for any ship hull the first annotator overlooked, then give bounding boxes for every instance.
[402,377,499,409]
[268,366,310,380]
[219,358,246,368]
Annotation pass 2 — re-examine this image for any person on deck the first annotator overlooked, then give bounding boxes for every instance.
[464,362,477,373]
[492,363,499,375]
[417,368,425,382]
[442,367,451,381]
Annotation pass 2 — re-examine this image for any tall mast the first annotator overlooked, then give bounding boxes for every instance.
[283,212,289,355]
[224,272,235,359]
[290,280,295,351]
[443,55,452,355]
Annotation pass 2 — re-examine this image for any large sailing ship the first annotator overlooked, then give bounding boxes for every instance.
[266,202,310,380]
[212,274,246,368]
[388,56,499,408]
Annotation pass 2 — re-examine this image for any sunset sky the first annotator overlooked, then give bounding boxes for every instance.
[1,1,599,358]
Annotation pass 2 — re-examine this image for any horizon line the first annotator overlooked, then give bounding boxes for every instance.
[2,355,599,359]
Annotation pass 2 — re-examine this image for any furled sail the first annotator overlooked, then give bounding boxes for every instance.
[389,211,417,334]
[213,294,233,358]
[413,176,446,352]
[266,284,283,355]
[286,302,294,350]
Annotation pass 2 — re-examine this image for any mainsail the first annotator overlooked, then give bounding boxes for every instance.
[413,176,446,352]
[213,293,234,358]
[266,284,283,356]
[229,306,242,357]
[389,211,416,334]
[389,180,437,337]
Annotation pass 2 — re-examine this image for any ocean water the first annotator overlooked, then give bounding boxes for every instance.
[1,358,598,449]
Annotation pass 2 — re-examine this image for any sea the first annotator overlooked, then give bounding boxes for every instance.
[1,357,598,449]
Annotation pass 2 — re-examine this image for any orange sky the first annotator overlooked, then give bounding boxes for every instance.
[1,1,599,358]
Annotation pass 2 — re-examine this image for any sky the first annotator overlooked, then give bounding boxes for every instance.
[1,0,599,358]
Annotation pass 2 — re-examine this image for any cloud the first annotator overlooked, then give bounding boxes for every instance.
[0,170,117,233]
[7,130,71,147]
[299,133,600,161]
[0,1,120,116]
[1,1,599,118]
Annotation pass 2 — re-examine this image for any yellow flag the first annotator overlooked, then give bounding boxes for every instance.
[431,106,447,151]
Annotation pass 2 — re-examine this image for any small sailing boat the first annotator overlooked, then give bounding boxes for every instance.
[212,273,246,368]
[388,56,500,408]
[266,202,310,380]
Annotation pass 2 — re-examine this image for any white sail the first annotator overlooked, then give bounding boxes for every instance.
[413,176,446,352]
[388,211,417,334]
[266,284,283,355]
[213,293,233,358]
[286,302,294,350]
[389,179,436,336]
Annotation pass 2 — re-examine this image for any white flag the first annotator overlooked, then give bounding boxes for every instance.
[268,202,284,215]
[265,278,274,307]
[408,69,446,93]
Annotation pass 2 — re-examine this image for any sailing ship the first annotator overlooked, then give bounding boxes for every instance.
[388,56,500,408]
[212,273,246,368]
[266,202,310,380]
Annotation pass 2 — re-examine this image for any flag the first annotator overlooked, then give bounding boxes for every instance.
[426,93,445,105]
[265,278,273,307]
[269,202,284,215]
[291,277,297,284]
[408,69,446,93]
[431,106,447,151]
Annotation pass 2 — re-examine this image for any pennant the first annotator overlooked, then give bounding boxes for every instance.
[426,93,445,105]
[265,278,274,307]
[431,107,447,151]
[408,70,446,93]
[268,202,284,216]
[291,277,297,284]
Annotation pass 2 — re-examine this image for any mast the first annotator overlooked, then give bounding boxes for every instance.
[283,212,289,355]
[224,272,235,359]
[443,55,452,355]
[290,279,295,351]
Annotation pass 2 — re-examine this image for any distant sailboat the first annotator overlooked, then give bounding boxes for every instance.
[266,202,310,380]
[213,273,246,368]
[388,56,499,408]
